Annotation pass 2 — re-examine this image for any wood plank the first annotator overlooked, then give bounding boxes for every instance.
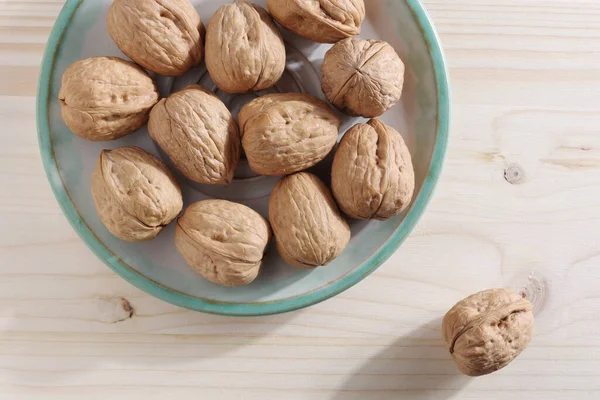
[1,0,600,398]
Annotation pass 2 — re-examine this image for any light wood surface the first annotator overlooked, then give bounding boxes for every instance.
[2,0,600,398]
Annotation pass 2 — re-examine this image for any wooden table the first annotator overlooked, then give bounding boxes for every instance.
[2,0,600,398]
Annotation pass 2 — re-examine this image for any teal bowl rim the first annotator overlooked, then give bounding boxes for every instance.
[36,0,451,317]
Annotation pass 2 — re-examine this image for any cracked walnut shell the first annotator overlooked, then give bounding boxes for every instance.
[148,84,241,185]
[332,119,414,220]
[269,172,350,269]
[267,0,365,43]
[175,200,271,287]
[321,38,405,117]
[238,93,341,176]
[107,0,204,76]
[205,1,285,93]
[91,146,183,242]
[442,288,535,376]
[58,56,159,141]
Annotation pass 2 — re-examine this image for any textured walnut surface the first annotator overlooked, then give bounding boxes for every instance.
[267,0,365,43]
[175,200,271,287]
[58,56,159,141]
[238,93,340,176]
[107,0,204,76]
[332,119,414,220]
[205,0,285,93]
[442,288,535,376]
[148,84,240,185]
[321,38,405,117]
[269,172,350,268]
[91,146,183,242]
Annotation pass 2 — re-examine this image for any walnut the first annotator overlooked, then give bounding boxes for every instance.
[91,146,183,242]
[148,84,241,185]
[205,1,285,93]
[321,38,405,117]
[58,56,159,141]
[238,93,340,176]
[269,172,350,268]
[107,0,204,76]
[267,0,365,43]
[175,200,271,287]
[331,119,414,220]
[442,289,535,376]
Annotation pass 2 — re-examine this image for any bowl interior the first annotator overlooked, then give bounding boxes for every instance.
[38,0,448,315]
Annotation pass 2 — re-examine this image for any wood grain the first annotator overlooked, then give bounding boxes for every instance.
[1,0,600,398]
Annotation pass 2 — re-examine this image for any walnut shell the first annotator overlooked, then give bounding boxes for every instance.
[107,0,204,76]
[148,84,241,185]
[267,0,365,43]
[175,200,271,287]
[321,38,405,117]
[442,289,535,377]
[332,119,414,220]
[91,146,183,242]
[205,1,285,93]
[269,172,350,268]
[239,93,341,176]
[58,56,159,141]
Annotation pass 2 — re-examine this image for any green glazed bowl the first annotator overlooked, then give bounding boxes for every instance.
[37,0,450,316]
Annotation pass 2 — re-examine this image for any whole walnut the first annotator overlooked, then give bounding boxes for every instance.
[148,84,241,185]
[267,0,365,43]
[58,57,159,141]
[442,289,535,377]
[321,38,405,117]
[205,0,285,93]
[107,0,204,76]
[175,200,271,287]
[91,146,183,242]
[269,172,350,268]
[332,119,414,220]
[239,93,341,176]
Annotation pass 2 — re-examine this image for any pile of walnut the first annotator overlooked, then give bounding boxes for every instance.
[59,0,535,377]
[60,0,410,280]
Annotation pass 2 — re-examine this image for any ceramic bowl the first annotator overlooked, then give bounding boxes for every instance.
[37,0,450,316]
